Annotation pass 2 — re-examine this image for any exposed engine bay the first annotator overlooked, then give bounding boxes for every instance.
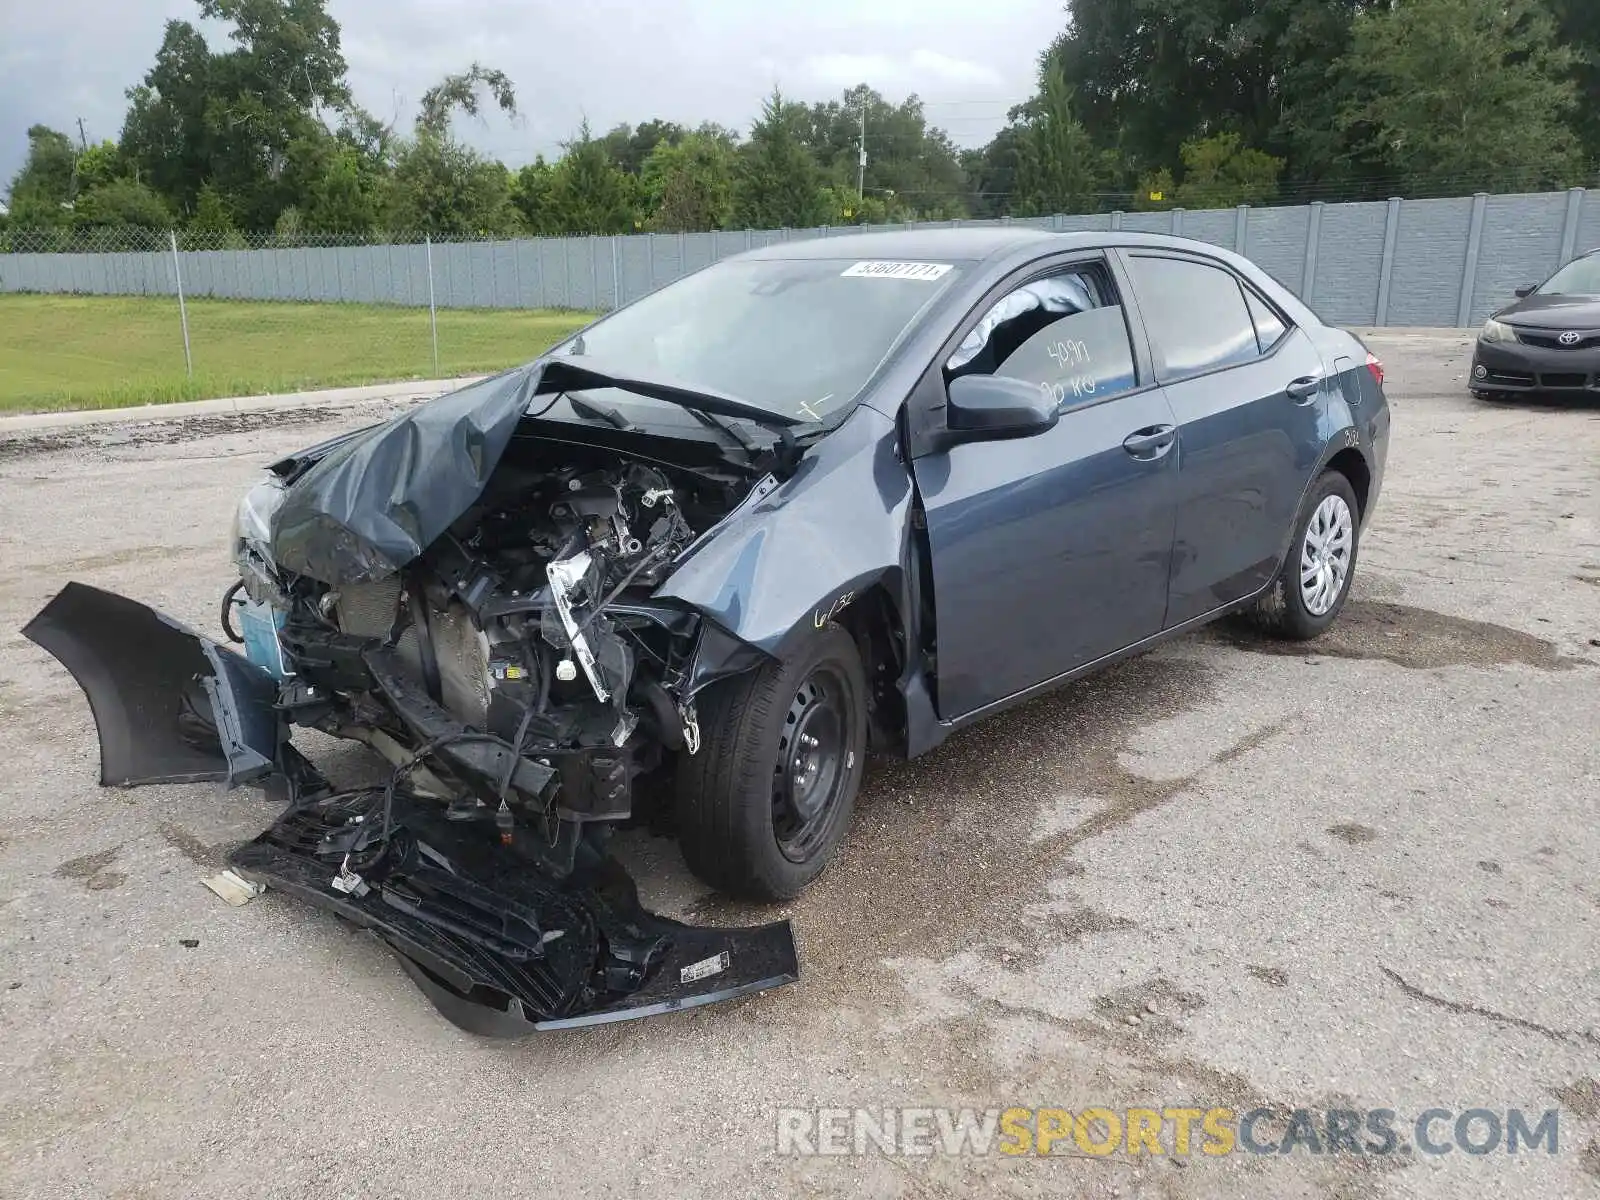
[24,363,815,1033]
[266,444,744,825]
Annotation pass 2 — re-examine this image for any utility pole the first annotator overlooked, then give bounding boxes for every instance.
[857,105,867,202]
[70,118,89,203]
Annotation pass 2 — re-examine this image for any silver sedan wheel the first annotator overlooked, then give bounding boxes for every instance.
[1299,494,1354,616]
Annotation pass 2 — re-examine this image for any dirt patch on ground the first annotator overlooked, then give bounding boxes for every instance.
[1554,1077,1600,1121]
[52,845,125,891]
[686,654,1282,1008]
[0,401,404,464]
[1246,965,1290,988]
[1581,1139,1600,1182]
[1047,905,1138,943]
[1207,600,1584,671]
[1090,974,1209,1046]
[156,822,224,869]
[1327,823,1380,845]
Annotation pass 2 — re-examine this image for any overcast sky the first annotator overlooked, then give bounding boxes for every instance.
[1,0,1065,189]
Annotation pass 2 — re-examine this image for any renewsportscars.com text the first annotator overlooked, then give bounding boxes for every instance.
[775,1106,1561,1158]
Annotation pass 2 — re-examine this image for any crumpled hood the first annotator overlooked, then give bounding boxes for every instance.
[269,365,544,585]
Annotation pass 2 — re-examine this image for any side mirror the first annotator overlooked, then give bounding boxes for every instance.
[944,374,1059,445]
[1514,285,1535,299]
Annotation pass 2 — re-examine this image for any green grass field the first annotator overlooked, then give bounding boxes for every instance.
[0,294,598,412]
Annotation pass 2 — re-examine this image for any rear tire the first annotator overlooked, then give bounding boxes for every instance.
[676,623,867,900]
[1248,470,1360,641]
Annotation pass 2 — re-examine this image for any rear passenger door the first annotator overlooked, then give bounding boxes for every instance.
[1118,252,1329,627]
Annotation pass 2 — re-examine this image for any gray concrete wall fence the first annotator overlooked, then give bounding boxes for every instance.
[3,189,1597,328]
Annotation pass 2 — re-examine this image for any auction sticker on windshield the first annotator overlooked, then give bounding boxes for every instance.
[841,261,954,281]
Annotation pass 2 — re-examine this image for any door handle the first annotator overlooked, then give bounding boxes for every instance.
[1286,375,1323,402]
[1122,424,1176,459]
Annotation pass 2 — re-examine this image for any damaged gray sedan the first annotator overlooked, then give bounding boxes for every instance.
[25,229,1389,1034]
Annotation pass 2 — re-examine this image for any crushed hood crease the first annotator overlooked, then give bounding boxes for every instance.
[269,366,544,585]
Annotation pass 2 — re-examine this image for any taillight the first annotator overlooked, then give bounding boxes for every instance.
[1365,352,1385,386]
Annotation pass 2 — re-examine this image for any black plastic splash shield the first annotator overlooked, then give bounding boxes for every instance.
[228,792,799,1035]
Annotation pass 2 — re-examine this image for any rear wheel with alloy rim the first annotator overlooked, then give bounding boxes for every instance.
[676,623,867,900]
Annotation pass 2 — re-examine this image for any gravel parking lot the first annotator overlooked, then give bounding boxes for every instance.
[0,329,1595,1200]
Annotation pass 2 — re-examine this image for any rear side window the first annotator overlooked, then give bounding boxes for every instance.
[1245,288,1288,352]
[1126,256,1261,379]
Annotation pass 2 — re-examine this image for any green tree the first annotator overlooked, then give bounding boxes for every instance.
[961,128,1024,218]
[1335,0,1580,190]
[511,157,558,233]
[383,135,517,235]
[1047,0,1382,193]
[273,204,305,243]
[1173,133,1283,207]
[416,63,516,138]
[800,86,969,218]
[547,122,639,233]
[600,119,687,175]
[733,89,827,229]
[188,181,248,245]
[71,179,173,243]
[641,131,736,231]
[120,0,350,227]
[304,144,378,233]
[1133,167,1176,211]
[817,185,905,226]
[74,142,125,193]
[1011,66,1100,216]
[1551,0,1600,163]
[5,125,78,223]
[381,61,521,236]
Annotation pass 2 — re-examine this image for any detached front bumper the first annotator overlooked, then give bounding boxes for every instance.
[1471,338,1600,394]
[22,582,799,1035]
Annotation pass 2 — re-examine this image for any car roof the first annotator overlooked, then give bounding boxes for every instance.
[732,226,1262,266]
[733,227,1059,263]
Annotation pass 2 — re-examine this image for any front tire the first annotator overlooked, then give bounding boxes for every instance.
[1249,470,1360,640]
[676,622,867,900]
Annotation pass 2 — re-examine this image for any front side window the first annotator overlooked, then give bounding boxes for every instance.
[1537,254,1600,297]
[945,264,1138,409]
[1126,255,1262,379]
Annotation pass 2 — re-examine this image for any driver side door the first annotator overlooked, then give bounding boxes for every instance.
[910,255,1181,720]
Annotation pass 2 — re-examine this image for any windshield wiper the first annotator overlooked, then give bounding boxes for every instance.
[683,407,760,451]
[566,392,633,431]
[539,358,801,433]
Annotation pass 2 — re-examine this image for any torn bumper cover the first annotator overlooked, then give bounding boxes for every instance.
[232,791,799,1034]
[22,582,799,1035]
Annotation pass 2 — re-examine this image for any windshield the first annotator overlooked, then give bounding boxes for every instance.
[1537,254,1600,296]
[553,257,965,424]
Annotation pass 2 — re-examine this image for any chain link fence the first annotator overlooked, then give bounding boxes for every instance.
[0,229,603,411]
[3,185,1599,411]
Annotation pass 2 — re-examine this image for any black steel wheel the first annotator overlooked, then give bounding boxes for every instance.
[676,623,867,900]
[772,665,854,863]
